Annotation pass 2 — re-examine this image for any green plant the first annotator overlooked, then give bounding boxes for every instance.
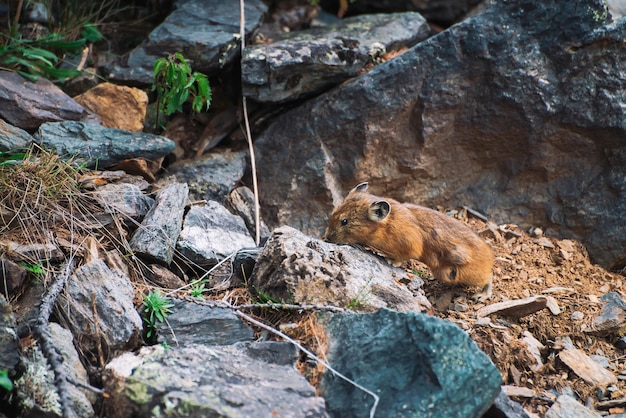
[152,52,212,130]
[253,286,281,304]
[20,262,45,278]
[142,290,174,339]
[0,24,102,82]
[0,369,12,391]
[0,150,27,167]
[346,279,372,310]
[189,281,207,298]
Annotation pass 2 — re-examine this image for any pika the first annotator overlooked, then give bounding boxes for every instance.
[322,182,494,301]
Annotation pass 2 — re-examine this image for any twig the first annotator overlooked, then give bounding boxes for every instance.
[33,258,77,418]
[463,205,489,222]
[239,0,262,246]
[235,310,379,418]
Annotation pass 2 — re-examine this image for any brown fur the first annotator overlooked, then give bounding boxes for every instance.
[322,183,494,300]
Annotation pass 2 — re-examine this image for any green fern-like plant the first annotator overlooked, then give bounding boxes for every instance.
[152,52,212,131]
[142,290,174,340]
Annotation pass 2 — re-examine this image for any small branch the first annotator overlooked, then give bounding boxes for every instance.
[463,205,488,222]
[235,310,379,418]
[33,258,77,418]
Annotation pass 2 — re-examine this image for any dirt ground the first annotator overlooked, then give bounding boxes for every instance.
[413,213,625,417]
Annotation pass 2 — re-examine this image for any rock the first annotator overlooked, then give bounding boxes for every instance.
[522,331,545,371]
[14,325,96,418]
[157,149,246,203]
[34,121,175,169]
[250,226,431,312]
[144,264,186,289]
[129,183,188,265]
[225,186,270,244]
[73,82,149,132]
[241,12,430,103]
[48,323,95,418]
[232,247,262,287]
[0,294,20,372]
[484,389,532,418]
[318,308,501,417]
[0,70,96,130]
[545,395,602,418]
[322,0,482,25]
[57,258,142,353]
[0,257,27,297]
[176,201,256,267]
[103,342,327,418]
[92,183,154,221]
[558,345,617,387]
[502,385,536,399]
[476,296,549,319]
[254,0,626,270]
[106,0,268,84]
[590,292,626,335]
[0,120,33,151]
[156,299,253,347]
[2,240,64,263]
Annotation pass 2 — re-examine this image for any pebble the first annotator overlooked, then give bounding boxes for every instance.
[571,311,585,321]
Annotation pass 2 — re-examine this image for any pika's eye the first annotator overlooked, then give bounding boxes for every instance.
[341,218,348,226]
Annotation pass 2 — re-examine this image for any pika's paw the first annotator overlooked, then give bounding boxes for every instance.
[472,281,492,302]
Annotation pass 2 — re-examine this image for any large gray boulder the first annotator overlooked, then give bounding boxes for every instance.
[242,12,431,103]
[319,308,502,417]
[255,0,626,270]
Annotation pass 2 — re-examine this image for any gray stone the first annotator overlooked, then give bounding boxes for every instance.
[34,121,175,169]
[15,325,96,418]
[318,308,502,417]
[242,12,430,103]
[156,299,253,347]
[158,149,246,203]
[0,119,33,151]
[225,186,270,244]
[0,70,96,130]
[93,183,154,221]
[249,226,431,312]
[254,0,626,270]
[590,292,626,335]
[48,323,95,418]
[58,258,142,353]
[0,257,27,298]
[106,0,267,84]
[0,294,20,372]
[129,183,188,265]
[103,342,327,418]
[332,0,483,25]
[176,201,256,266]
[485,389,531,418]
[545,395,602,418]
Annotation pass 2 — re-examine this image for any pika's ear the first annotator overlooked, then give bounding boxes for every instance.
[350,182,369,194]
[368,200,390,222]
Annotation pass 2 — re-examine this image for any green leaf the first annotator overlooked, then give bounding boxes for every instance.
[0,369,12,391]
[81,23,103,43]
[40,38,86,51]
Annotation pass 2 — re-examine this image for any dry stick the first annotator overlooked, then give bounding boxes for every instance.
[33,258,77,418]
[235,309,380,418]
[239,0,261,246]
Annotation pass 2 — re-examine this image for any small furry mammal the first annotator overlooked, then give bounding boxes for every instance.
[322,182,494,301]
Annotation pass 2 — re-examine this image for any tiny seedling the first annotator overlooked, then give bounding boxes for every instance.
[189,281,207,298]
[151,52,211,131]
[142,290,174,339]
